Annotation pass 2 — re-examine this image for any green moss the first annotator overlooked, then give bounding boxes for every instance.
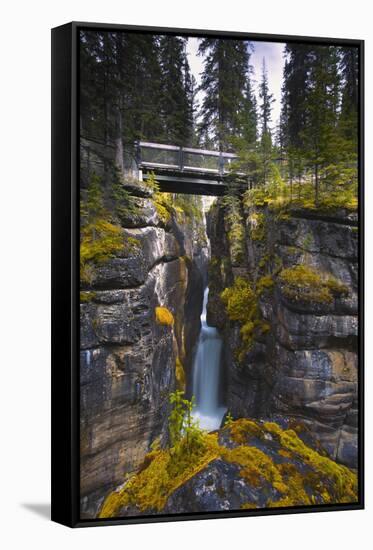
[126,236,141,250]
[243,180,357,213]
[221,277,257,323]
[229,418,263,443]
[220,277,271,361]
[80,218,124,284]
[227,419,357,507]
[248,211,266,241]
[241,502,259,509]
[256,275,274,296]
[99,417,358,518]
[222,445,286,493]
[80,291,96,303]
[155,307,174,326]
[99,431,220,517]
[221,195,246,265]
[279,264,349,304]
[273,427,357,504]
[175,357,186,391]
[80,173,140,285]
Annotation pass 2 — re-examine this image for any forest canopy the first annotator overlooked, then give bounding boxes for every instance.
[80,31,359,208]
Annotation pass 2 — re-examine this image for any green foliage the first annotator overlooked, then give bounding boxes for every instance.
[80,291,96,303]
[256,275,274,295]
[175,357,186,391]
[80,173,142,285]
[248,211,266,241]
[221,277,270,361]
[243,179,357,212]
[303,232,314,249]
[221,277,257,324]
[168,392,208,478]
[198,38,254,150]
[279,264,349,304]
[221,194,246,265]
[110,168,139,220]
[144,173,174,224]
[99,417,358,517]
[224,411,234,427]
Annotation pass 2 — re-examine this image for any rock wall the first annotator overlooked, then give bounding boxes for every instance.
[207,200,358,469]
[80,185,203,518]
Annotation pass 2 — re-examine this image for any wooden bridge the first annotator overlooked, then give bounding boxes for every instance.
[136,141,238,196]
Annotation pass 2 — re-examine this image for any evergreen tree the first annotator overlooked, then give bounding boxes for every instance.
[280,44,313,194]
[258,59,275,185]
[258,58,275,137]
[303,46,341,200]
[198,39,253,151]
[339,46,359,146]
[240,68,258,146]
[159,36,195,145]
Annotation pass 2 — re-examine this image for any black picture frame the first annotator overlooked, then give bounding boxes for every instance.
[51,21,365,528]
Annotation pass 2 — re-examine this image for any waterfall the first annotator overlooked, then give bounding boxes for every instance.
[192,287,227,431]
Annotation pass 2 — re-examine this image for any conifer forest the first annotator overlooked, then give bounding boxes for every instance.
[79,30,360,519]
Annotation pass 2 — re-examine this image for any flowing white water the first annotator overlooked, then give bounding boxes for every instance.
[192,287,227,431]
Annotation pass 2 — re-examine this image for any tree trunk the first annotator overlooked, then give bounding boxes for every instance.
[115,108,124,175]
[315,164,319,204]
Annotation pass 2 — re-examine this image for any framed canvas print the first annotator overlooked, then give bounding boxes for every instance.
[51,22,364,527]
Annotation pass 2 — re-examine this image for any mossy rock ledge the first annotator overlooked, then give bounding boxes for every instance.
[99,418,357,518]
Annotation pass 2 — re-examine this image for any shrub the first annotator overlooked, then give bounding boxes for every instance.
[248,211,266,241]
[221,277,270,361]
[221,195,246,265]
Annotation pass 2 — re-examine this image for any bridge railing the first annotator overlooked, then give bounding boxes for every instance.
[137,141,238,177]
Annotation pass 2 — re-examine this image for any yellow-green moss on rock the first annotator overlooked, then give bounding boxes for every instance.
[175,356,186,391]
[98,417,358,518]
[220,277,271,361]
[155,306,174,326]
[278,264,349,304]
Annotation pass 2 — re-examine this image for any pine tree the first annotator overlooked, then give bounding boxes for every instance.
[258,59,275,185]
[303,46,341,201]
[258,58,275,136]
[339,46,358,147]
[280,44,313,194]
[240,68,258,146]
[159,36,195,145]
[198,39,253,151]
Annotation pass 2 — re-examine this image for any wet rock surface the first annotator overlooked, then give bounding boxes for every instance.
[80,190,205,518]
[207,203,359,469]
[100,418,357,518]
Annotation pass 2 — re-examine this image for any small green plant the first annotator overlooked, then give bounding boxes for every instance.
[224,411,234,427]
[248,211,266,241]
[221,194,246,265]
[303,232,314,249]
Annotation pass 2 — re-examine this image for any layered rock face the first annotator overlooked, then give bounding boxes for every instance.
[80,186,203,518]
[207,202,358,469]
[98,417,357,518]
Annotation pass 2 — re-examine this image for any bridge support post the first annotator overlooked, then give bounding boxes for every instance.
[179,146,184,172]
[219,152,224,177]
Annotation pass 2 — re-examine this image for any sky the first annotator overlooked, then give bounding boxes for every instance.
[186,38,285,132]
